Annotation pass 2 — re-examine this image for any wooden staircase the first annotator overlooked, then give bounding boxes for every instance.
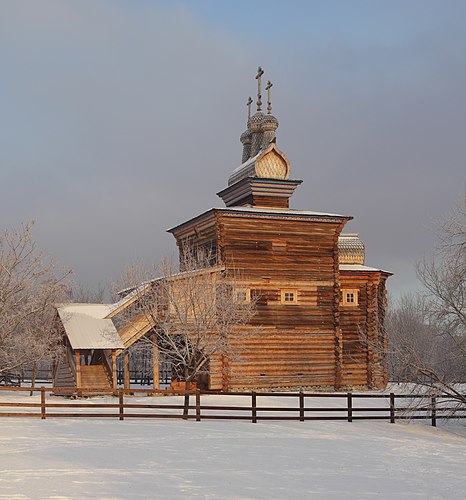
[117,312,155,353]
[80,365,112,390]
[54,359,76,388]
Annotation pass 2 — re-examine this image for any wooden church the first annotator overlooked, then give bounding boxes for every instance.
[55,68,391,392]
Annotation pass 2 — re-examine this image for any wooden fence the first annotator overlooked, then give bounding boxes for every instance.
[6,364,173,387]
[0,386,464,426]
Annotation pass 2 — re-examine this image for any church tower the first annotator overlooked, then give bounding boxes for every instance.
[218,67,300,210]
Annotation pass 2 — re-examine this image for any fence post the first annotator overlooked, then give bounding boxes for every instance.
[389,393,395,424]
[251,391,257,423]
[347,392,353,422]
[196,389,201,422]
[40,387,46,420]
[431,396,436,427]
[299,390,305,422]
[119,389,124,421]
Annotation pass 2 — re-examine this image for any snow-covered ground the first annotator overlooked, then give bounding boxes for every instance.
[1,390,466,499]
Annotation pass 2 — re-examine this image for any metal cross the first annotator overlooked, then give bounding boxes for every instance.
[247,97,253,120]
[255,66,264,111]
[266,80,273,114]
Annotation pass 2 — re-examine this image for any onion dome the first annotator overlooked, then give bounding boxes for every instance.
[240,128,252,144]
[262,113,278,131]
[261,113,279,149]
[249,111,264,157]
[338,234,365,264]
[249,111,264,131]
[240,128,252,163]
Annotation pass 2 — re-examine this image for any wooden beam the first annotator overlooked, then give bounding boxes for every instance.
[75,350,81,389]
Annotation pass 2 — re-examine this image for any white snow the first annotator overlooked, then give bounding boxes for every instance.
[0,391,465,499]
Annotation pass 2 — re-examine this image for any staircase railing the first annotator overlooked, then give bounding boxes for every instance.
[66,346,76,373]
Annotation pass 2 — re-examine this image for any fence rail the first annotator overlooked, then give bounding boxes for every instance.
[0,386,464,426]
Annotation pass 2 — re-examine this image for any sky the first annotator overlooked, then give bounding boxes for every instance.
[1,0,465,298]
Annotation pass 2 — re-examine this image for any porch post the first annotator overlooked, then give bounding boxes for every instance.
[75,350,81,389]
[124,351,130,390]
[111,350,117,390]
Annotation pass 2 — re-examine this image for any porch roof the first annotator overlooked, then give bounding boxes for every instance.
[57,304,124,350]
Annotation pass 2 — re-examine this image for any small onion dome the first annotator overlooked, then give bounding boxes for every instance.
[262,113,279,131]
[338,234,365,265]
[240,128,252,144]
[249,111,264,132]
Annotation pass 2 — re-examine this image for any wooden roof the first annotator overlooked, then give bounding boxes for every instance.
[57,304,124,350]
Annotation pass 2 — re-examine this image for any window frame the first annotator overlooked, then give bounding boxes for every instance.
[235,288,251,303]
[342,289,359,307]
[280,289,298,305]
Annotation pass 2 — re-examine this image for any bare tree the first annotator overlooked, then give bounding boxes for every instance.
[386,295,461,381]
[0,222,71,381]
[116,249,257,416]
[413,196,466,409]
[417,198,466,347]
[381,196,466,415]
[69,283,105,304]
[110,259,151,303]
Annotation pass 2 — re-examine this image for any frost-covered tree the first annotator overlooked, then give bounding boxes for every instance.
[386,196,465,413]
[0,222,70,378]
[116,248,257,416]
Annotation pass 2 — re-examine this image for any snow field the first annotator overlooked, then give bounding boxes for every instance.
[0,391,465,499]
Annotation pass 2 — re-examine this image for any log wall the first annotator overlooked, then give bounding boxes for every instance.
[213,212,347,389]
[339,272,389,389]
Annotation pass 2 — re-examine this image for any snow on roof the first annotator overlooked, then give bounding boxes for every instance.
[339,264,392,275]
[220,206,348,218]
[57,304,124,350]
[57,303,114,318]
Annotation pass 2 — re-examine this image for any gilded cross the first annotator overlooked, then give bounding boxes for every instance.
[266,80,273,114]
[255,66,264,111]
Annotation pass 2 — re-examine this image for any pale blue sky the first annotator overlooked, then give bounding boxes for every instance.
[1,0,465,297]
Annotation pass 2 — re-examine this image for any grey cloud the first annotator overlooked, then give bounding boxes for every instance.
[1,0,465,299]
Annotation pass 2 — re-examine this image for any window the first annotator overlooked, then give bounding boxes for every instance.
[342,289,359,306]
[235,288,251,303]
[281,289,298,304]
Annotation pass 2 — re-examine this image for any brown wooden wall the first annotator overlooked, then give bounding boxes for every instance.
[339,272,389,389]
[211,212,346,389]
[233,194,290,209]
